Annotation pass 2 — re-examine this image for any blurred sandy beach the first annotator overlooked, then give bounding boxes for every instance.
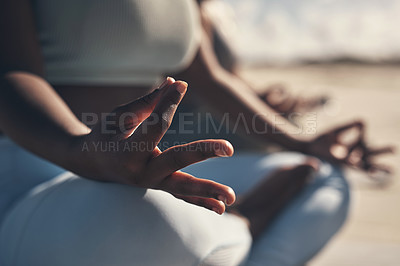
[239,63,400,266]
[221,0,400,65]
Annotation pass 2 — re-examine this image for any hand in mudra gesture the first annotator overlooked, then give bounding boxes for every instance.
[307,121,394,180]
[69,77,235,214]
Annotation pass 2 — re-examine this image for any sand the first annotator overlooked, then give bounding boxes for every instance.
[239,63,400,266]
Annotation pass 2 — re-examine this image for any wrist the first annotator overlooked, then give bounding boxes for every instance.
[63,133,91,174]
[287,137,310,153]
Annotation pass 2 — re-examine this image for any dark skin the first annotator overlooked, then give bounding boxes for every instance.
[173,26,393,175]
[197,0,328,118]
[0,0,393,238]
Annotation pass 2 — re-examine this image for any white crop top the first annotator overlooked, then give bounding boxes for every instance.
[33,0,201,85]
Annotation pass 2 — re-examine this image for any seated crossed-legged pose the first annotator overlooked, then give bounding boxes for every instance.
[0,0,393,266]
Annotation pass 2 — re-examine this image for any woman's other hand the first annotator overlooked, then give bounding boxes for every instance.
[306,120,394,179]
[68,77,235,214]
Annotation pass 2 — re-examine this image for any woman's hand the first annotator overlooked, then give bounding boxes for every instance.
[306,120,394,179]
[258,83,328,119]
[68,77,235,214]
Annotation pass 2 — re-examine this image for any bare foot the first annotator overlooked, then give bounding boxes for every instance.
[228,159,319,239]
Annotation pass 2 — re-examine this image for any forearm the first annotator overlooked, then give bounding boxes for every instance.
[176,31,309,151]
[188,68,308,151]
[0,71,90,168]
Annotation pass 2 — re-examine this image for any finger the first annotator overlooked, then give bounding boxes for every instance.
[366,146,395,156]
[347,145,392,171]
[144,140,234,185]
[173,194,226,214]
[151,146,163,157]
[259,84,285,98]
[157,171,236,206]
[111,77,175,139]
[299,95,329,110]
[344,137,365,164]
[333,120,364,135]
[352,144,394,168]
[346,147,364,167]
[329,143,350,163]
[365,163,393,185]
[129,80,187,152]
[367,163,392,173]
[276,97,299,114]
[264,85,289,107]
[367,163,392,176]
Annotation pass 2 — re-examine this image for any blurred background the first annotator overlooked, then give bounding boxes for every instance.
[210,0,400,65]
[205,0,400,265]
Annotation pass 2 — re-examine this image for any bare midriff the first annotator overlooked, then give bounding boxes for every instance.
[54,84,154,124]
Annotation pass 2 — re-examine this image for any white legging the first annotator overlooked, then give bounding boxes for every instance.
[0,138,350,266]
